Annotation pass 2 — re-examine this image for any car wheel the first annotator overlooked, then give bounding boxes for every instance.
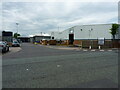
[2,48,6,53]
[7,47,9,51]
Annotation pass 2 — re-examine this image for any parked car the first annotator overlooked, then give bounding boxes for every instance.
[12,40,21,47]
[0,41,9,53]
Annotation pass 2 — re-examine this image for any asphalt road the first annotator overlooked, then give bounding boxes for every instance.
[2,43,118,88]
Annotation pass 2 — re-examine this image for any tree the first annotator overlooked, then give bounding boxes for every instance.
[14,33,20,38]
[110,24,119,40]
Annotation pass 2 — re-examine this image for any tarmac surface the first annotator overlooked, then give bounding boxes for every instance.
[2,43,119,88]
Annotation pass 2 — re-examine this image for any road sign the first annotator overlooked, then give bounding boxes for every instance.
[98,38,105,45]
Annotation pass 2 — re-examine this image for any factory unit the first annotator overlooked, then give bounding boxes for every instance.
[51,24,119,48]
[30,33,51,43]
[18,36,30,42]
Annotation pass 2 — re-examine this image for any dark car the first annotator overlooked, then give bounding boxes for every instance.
[0,41,9,53]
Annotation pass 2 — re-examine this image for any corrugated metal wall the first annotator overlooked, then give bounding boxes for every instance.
[53,24,113,40]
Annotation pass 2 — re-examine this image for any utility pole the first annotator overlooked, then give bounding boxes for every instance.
[16,23,19,34]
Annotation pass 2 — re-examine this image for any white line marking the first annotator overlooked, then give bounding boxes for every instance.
[83,50,88,51]
[57,65,61,67]
[108,50,112,51]
[100,50,105,52]
[91,50,96,51]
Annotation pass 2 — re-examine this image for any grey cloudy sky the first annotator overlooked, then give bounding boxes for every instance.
[2,1,118,36]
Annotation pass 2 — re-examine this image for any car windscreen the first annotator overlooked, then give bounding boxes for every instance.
[13,41,18,43]
[0,42,4,44]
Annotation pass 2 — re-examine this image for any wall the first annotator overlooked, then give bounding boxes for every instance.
[53,24,113,40]
[73,40,112,49]
[74,24,112,40]
[2,31,13,42]
[18,37,30,42]
[52,24,120,48]
[30,37,34,43]
[33,36,51,42]
[2,36,13,42]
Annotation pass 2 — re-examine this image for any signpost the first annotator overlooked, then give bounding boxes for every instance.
[98,38,105,45]
[98,38,105,49]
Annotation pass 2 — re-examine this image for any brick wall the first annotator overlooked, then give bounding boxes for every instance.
[73,40,114,49]
[48,40,57,45]
[112,40,120,48]
[73,40,82,45]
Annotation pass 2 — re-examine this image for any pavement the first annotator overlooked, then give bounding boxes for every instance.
[2,43,119,88]
[8,47,22,54]
[0,47,21,58]
[43,45,119,52]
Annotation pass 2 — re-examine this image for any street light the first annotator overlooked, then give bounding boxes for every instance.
[69,27,74,34]
[16,23,19,34]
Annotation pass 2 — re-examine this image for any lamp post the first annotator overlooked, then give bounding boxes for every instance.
[16,23,19,34]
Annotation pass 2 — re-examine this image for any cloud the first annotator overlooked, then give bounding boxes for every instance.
[60,11,118,26]
[2,2,118,36]
[2,0,120,2]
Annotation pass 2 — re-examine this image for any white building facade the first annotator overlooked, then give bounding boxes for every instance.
[52,24,113,40]
[51,24,120,48]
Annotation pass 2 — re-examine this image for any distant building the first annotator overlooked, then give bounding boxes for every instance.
[2,31,13,42]
[18,36,30,42]
[29,33,51,43]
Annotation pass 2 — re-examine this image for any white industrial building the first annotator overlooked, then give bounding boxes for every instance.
[51,24,119,48]
[51,24,115,40]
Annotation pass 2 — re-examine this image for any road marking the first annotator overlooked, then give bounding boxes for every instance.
[100,50,104,51]
[57,65,61,67]
[83,50,88,51]
[91,50,96,51]
[108,50,112,51]
[26,69,29,70]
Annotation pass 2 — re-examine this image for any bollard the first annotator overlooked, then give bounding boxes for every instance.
[89,46,92,49]
[99,45,101,49]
